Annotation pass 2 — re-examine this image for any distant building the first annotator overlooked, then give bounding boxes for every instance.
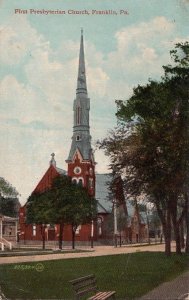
[0,214,18,247]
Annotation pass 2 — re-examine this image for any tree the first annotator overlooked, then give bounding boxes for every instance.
[27,192,53,249]
[0,197,21,218]
[64,184,97,249]
[0,177,20,217]
[0,177,19,198]
[49,176,97,249]
[26,175,97,250]
[99,42,189,255]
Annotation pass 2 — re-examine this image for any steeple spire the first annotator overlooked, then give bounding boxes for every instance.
[66,30,92,163]
[66,30,95,197]
[76,28,87,95]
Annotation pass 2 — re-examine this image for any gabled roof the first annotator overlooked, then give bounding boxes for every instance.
[56,167,67,175]
[95,174,112,213]
[95,174,147,225]
[127,201,147,224]
[67,137,93,162]
[33,164,66,194]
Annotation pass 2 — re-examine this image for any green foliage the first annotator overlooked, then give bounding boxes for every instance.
[0,197,20,218]
[26,175,97,228]
[100,43,189,199]
[26,192,54,225]
[50,175,97,228]
[0,177,19,199]
[99,42,189,254]
[0,177,20,217]
[116,43,189,198]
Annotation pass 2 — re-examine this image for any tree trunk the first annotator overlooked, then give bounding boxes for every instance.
[173,221,181,254]
[58,223,64,250]
[170,196,182,255]
[155,201,171,255]
[164,211,171,256]
[180,220,185,249]
[41,225,46,250]
[185,193,189,254]
[171,215,181,254]
[72,225,76,249]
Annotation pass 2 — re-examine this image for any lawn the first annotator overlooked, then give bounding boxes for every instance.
[0,252,188,299]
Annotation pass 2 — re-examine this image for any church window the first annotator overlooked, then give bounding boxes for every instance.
[74,166,81,175]
[97,217,102,236]
[89,168,93,176]
[77,177,84,186]
[76,225,81,235]
[76,106,81,125]
[78,178,83,186]
[72,178,77,185]
[32,224,36,236]
[76,135,81,141]
[88,178,93,188]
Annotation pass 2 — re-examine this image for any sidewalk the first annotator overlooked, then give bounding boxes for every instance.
[139,271,189,300]
[0,243,166,265]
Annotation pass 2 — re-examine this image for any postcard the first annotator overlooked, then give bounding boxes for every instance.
[0,0,188,299]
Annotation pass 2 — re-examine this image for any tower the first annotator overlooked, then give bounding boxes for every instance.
[66,30,95,197]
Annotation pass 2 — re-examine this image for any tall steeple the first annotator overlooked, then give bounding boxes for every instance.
[76,28,87,96]
[66,30,92,162]
[66,30,95,196]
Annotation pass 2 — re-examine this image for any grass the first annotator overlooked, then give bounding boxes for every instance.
[0,252,188,299]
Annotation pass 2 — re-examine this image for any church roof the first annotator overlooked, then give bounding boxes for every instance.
[56,167,67,175]
[95,174,147,225]
[67,142,92,162]
[95,173,112,214]
[126,201,148,225]
[33,164,66,194]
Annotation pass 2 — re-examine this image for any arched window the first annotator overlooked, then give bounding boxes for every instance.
[88,178,93,189]
[78,179,83,186]
[76,106,81,125]
[72,179,77,185]
[32,224,36,236]
[97,217,103,236]
[76,225,81,235]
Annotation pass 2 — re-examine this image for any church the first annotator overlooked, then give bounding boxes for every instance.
[19,31,148,246]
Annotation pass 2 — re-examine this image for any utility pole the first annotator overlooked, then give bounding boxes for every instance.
[91,219,94,248]
[113,199,118,247]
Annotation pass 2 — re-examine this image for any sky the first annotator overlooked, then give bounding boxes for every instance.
[0,0,188,205]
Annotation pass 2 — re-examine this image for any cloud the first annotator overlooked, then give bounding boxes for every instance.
[1,14,188,204]
[0,15,48,65]
[88,66,109,97]
[108,18,173,79]
[115,16,174,54]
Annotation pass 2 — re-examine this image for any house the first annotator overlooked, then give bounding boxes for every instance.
[0,214,18,250]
